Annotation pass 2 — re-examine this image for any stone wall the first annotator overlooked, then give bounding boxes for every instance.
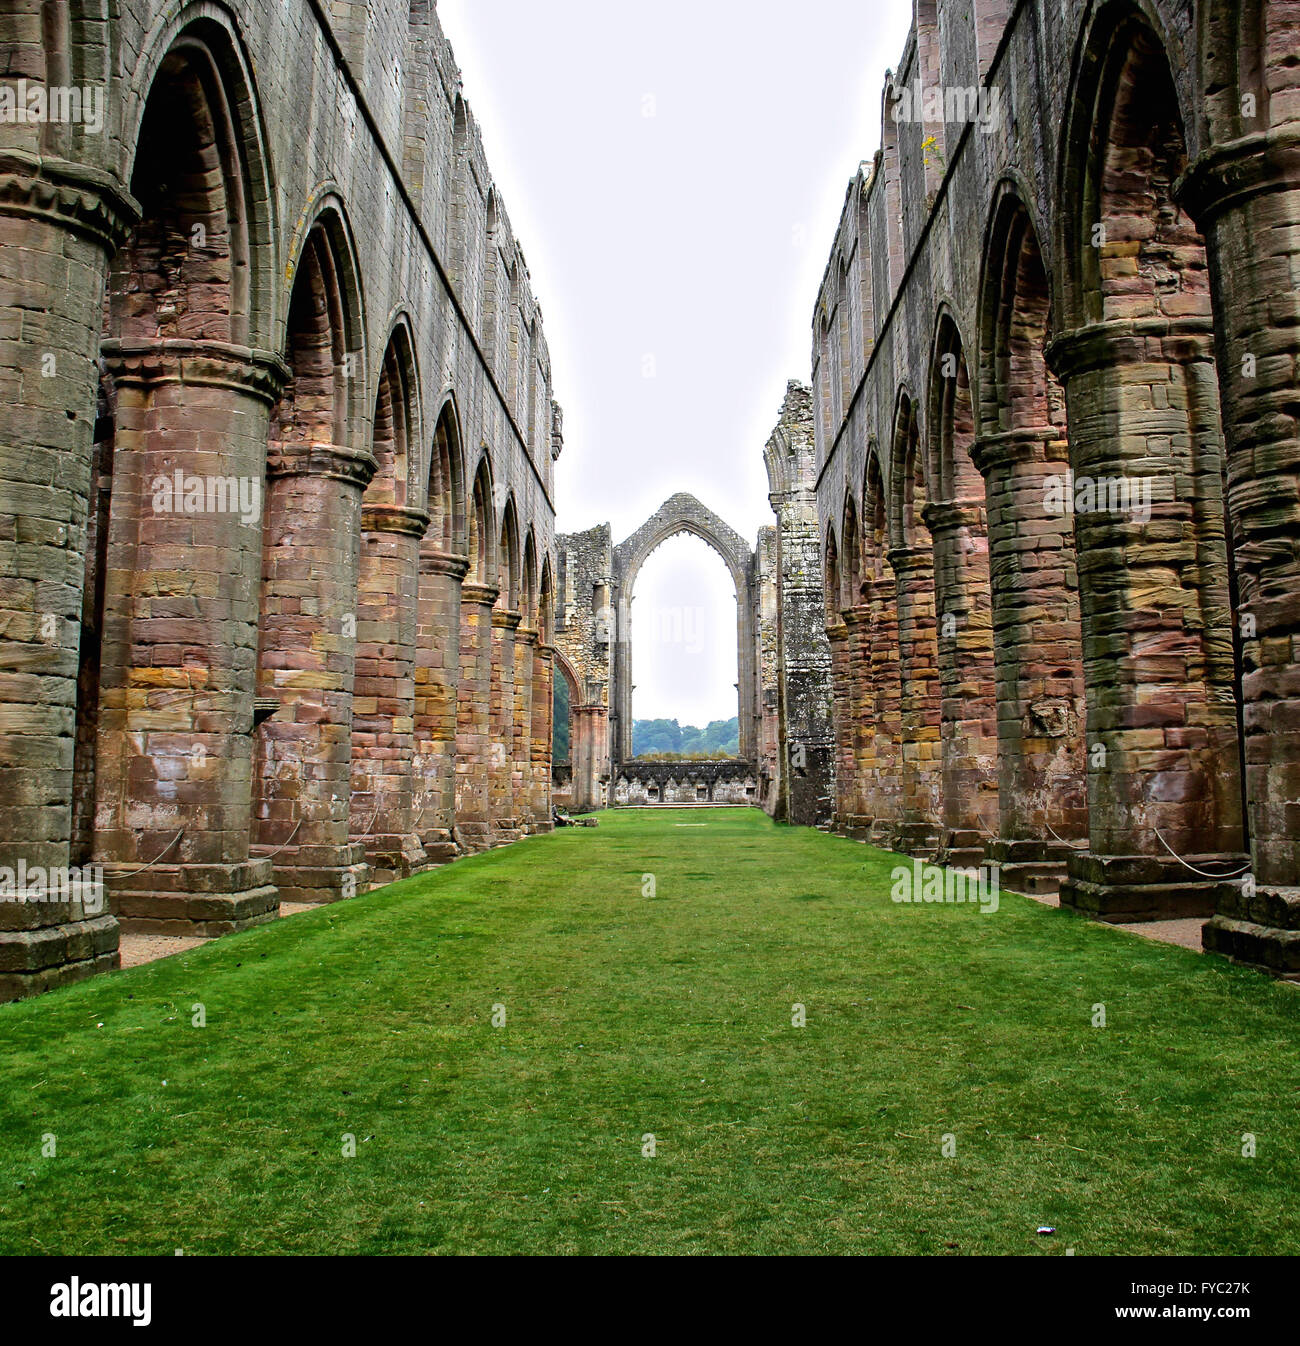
[552,523,614,811]
[0,0,562,997]
[806,0,1300,975]
[613,760,759,805]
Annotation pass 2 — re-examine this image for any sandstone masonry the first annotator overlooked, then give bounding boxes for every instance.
[806,0,1300,976]
[0,0,560,999]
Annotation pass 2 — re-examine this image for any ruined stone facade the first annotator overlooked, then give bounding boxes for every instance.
[810,0,1300,975]
[613,760,760,806]
[0,0,560,999]
[555,447,833,822]
[763,383,837,824]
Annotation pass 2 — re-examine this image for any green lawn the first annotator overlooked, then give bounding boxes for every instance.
[1,807,1297,1255]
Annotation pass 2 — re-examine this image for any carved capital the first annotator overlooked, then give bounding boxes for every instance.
[100,338,291,405]
[0,150,139,251]
[266,440,377,489]
[1178,126,1300,227]
[887,544,933,576]
[461,581,500,608]
[1046,316,1215,382]
[922,498,986,537]
[418,549,470,580]
[362,503,431,538]
[971,426,1066,477]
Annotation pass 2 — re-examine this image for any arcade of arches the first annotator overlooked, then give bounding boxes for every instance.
[0,0,559,998]
[3,0,1300,998]
[812,0,1300,976]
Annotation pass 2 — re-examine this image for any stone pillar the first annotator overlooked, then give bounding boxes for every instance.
[839,605,872,837]
[488,607,522,843]
[455,581,498,851]
[254,441,372,904]
[0,153,136,997]
[413,548,467,864]
[973,428,1089,894]
[570,704,609,812]
[825,620,854,830]
[350,503,428,885]
[90,339,287,933]
[772,504,834,828]
[1047,319,1246,919]
[888,546,942,855]
[1182,130,1300,970]
[514,624,538,830]
[862,574,904,844]
[924,500,1000,866]
[531,639,555,830]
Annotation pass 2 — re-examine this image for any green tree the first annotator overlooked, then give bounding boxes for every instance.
[553,673,571,760]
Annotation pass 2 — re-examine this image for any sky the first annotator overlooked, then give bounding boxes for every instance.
[437,0,915,725]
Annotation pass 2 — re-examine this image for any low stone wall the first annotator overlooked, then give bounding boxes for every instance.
[614,761,759,806]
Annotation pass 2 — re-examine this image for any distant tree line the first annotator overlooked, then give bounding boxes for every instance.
[632,717,739,759]
[553,673,571,760]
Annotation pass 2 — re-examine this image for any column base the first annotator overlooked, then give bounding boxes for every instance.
[934,829,988,869]
[255,842,369,905]
[893,820,941,859]
[1059,851,1247,923]
[417,828,459,865]
[490,819,524,846]
[453,820,492,853]
[1203,885,1300,978]
[104,858,280,935]
[0,884,119,1002]
[358,834,429,889]
[838,813,873,840]
[988,838,1078,897]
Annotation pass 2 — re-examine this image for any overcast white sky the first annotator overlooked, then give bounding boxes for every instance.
[438,0,914,725]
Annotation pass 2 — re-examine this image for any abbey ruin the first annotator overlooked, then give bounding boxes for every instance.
[808,0,1300,974]
[552,419,834,826]
[2,0,1300,999]
[0,0,559,997]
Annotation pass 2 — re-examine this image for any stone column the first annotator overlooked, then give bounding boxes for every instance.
[254,441,373,904]
[531,639,555,830]
[90,339,288,933]
[888,546,942,855]
[772,500,834,828]
[514,624,538,830]
[570,703,610,812]
[862,574,904,844]
[413,548,467,864]
[1046,319,1246,919]
[972,428,1088,892]
[924,500,1000,866]
[350,503,428,885]
[839,605,871,837]
[1183,130,1300,970]
[825,619,854,830]
[0,153,136,998]
[488,607,522,844]
[455,581,498,851]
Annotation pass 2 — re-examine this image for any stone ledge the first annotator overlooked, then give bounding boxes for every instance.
[0,914,119,973]
[0,948,119,1003]
[1202,915,1300,979]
